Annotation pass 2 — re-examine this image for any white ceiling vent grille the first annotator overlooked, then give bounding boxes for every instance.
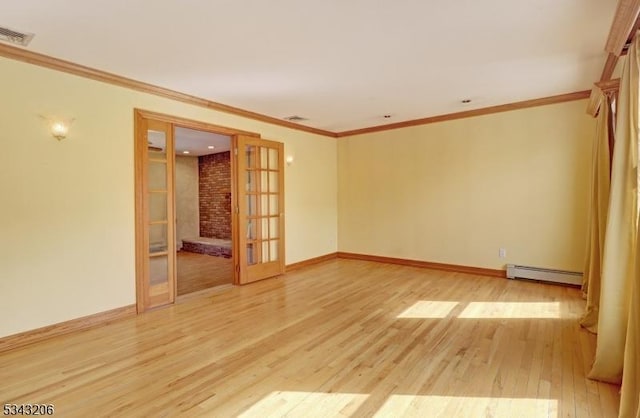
[0,26,34,46]
[283,115,308,122]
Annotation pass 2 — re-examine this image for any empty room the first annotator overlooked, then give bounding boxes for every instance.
[1,1,639,417]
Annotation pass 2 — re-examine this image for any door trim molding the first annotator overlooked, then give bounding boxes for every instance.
[135,109,262,138]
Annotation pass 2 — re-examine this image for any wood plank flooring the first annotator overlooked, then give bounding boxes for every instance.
[177,251,232,296]
[0,259,620,417]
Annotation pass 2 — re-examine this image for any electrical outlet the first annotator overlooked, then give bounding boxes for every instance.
[499,248,507,258]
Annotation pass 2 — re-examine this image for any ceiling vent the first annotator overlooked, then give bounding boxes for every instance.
[0,26,34,46]
[283,115,308,122]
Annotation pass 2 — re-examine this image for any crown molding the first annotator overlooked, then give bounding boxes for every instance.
[0,43,336,138]
[0,43,592,139]
[335,90,591,137]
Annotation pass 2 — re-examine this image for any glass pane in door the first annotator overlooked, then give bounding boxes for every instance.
[268,148,278,170]
[269,240,279,262]
[147,130,167,158]
[149,224,168,253]
[269,195,278,215]
[247,219,256,240]
[148,162,167,190]
[261,218,269,239]
[149,255,169,285]
[269,217,279,239]
[268,172,278,192]
[149,192,168,222]
[262,241,270,262]
[247,195,257,216]
[246,170,256,192]
[247,243,257,265]
[246,145,256,168]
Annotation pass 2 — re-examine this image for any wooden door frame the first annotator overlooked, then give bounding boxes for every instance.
[134,109,260,312]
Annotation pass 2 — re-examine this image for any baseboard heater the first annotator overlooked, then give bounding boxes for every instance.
[506,264,582,286]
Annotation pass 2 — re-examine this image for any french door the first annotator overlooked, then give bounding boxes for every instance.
[135,116,176,312]
[235,135,285,284]
[135,111,286,312]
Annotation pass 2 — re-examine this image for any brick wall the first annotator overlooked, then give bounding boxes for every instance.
[199,152,231,239]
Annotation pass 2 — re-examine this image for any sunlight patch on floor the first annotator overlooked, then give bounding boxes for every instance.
[373,395,558,417]
[458,302,561,319]
[396,301,459,318]
[239,391,369,417]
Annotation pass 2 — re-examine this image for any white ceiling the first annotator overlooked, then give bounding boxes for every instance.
[149,127,231,157]
[0,0,617,132]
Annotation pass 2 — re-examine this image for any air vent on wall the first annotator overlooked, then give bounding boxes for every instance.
[283,115,308,122]
[0,26,34,46]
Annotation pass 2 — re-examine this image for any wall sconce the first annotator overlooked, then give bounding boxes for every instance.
[286,155,294,166]
[51,121,69,140]
[41,116,74,141]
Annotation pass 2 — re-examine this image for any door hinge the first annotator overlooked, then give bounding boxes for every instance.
[234,148,238,156]
[235,264,240,273]
[235,206,239,214]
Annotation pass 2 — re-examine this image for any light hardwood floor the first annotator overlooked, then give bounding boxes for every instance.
[0,259,620,417]
[177,251,232,296]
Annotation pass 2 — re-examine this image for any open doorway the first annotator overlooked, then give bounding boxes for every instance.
[135,109,286,312]
[173,127,233,295]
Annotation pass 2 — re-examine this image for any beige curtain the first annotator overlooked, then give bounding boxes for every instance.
[620,260,640,417]
[589,38,636,382]
[580,94,612,333]
[619,32,640,418]
[586,33,640,418]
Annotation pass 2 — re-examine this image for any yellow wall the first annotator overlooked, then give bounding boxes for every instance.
[338,100,595,271]
[0,57,337,338]
[0,53,596,338]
